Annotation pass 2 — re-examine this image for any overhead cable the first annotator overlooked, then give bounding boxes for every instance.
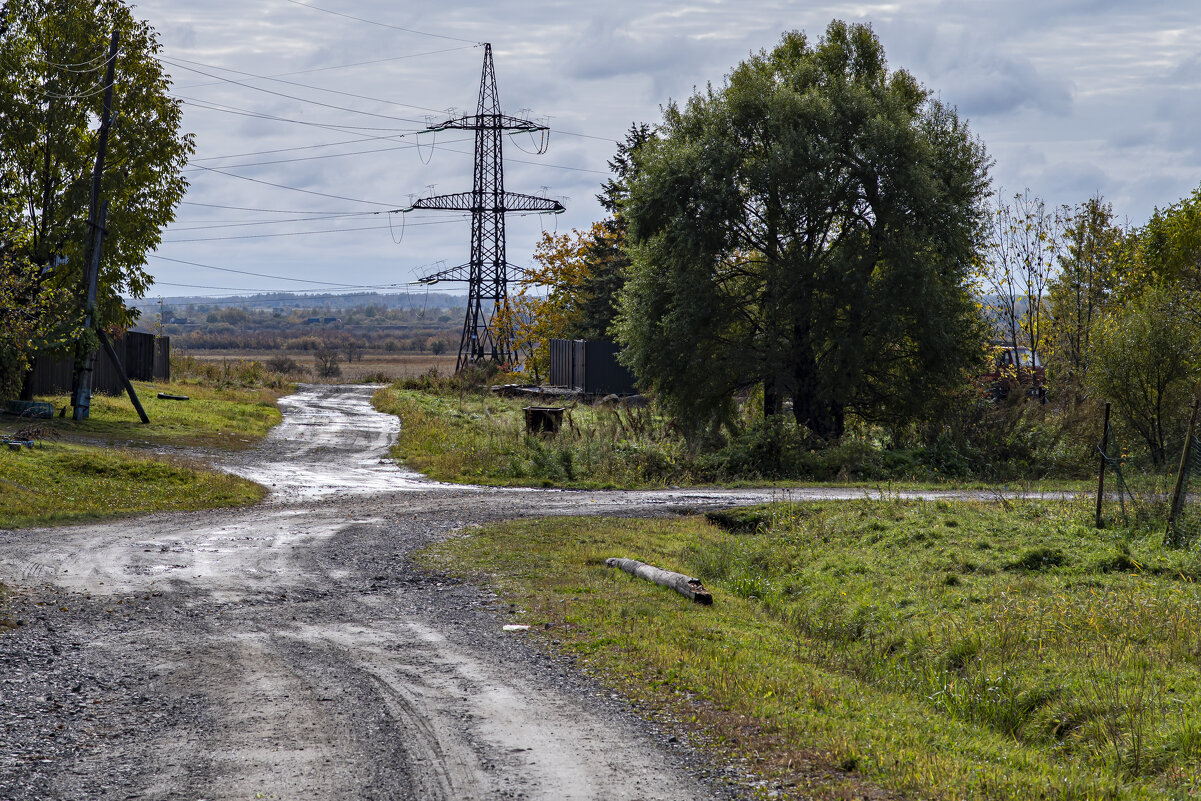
[170,212,467,231]
[282,0,482,45]
[188,164,403,207]
[152,280,406,293]
[166,55,455,118]
[161,218,466,243]
[189,133,413,162]
[184,135,471,172]
[148,254,384,287]
[178,97,416,134]
[164,58,427,126]
[175,45,478,89]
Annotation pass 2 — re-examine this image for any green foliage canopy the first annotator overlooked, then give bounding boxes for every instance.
[1087,285,1197,466]
[616,23,991,440]
[0,0,193,336]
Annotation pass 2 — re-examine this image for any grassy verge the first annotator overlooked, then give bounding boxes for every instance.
[7,380,284,450]
[373,384,692,488]
[0,381,285,529]
[0,441,265,529]
[372,384,1092,493]
[421,500,1201,799]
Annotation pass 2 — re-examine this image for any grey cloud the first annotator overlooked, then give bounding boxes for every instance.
[935,52,1074,118]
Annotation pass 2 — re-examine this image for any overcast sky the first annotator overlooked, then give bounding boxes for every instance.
[127,0,1201,301]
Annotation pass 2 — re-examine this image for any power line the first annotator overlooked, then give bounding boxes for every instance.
[189,164,403,207]
[189,133,407,163]
[554,128,624,144]
[282,0,482,45]
[161,218,466,243]
[170,211,379,230]
[170,211,465,231]
[175,45,478,89]
[183,135,472,172]
[164,58,429,126]
[178,97,414,134]
[41,46,124,72]
[148,254,385,287]
[166,55,457,119]
[152,280,407,293]
[179,200,375,214]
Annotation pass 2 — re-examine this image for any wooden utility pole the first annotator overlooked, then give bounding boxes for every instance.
[70,28,119,421]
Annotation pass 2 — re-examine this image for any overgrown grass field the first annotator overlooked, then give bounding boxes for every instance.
[423,499,1201,799]
[373,383,1092,492]
[373,384,691,488]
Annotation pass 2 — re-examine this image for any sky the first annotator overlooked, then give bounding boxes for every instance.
[125,0,1201,301]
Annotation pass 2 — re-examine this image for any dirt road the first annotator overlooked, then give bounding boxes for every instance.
[0,385,1033,800]
[0,385,794,800]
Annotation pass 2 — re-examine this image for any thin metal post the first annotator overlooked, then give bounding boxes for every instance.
[1096,402,1111,529]
[1167,395,1200,535]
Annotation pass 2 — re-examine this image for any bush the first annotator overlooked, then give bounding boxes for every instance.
[265,355,306,375]
[313,347,341,379]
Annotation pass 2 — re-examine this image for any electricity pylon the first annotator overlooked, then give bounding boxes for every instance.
[407,43,564,372]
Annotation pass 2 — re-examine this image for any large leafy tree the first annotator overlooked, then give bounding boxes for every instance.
[616,23,991,440]
[575,123,653,341]
[0,0,192,391]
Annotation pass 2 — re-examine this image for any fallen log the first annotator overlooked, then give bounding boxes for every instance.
[605,557,713,605]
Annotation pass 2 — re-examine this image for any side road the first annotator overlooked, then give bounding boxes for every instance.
[0,384,1052,800]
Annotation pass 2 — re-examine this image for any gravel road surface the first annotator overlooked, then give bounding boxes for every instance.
[0,384,1025,800]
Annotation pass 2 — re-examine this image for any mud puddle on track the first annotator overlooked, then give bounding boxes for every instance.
[223,382,435,499]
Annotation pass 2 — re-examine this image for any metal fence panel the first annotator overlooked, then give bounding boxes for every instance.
[27,332,169,396]
[546,338,636,395]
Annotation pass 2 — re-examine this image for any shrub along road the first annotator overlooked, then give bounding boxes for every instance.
[0,385,1059,800]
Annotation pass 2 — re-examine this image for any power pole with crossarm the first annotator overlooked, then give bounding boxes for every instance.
[407,43,564,372]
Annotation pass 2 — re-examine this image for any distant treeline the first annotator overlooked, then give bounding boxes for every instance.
[127,291,468,314]
[150,303,463,354]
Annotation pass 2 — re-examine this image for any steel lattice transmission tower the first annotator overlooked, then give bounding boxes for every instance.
[408,43,565,372]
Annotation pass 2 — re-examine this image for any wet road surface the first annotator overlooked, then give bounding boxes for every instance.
[0,384,1038,800]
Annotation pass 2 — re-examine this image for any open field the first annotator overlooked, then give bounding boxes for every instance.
[423,499,1201,800]
[181,349,457,383]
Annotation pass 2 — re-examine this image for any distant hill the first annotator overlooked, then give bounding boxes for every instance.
[125,290,467,314]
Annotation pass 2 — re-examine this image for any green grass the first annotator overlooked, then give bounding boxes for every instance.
[0,380,284,528]
[422,499,1201,799]
[373,385,692,488]
[372,385,1094,493]
[0,440,265,528]
[5,380,284,450]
